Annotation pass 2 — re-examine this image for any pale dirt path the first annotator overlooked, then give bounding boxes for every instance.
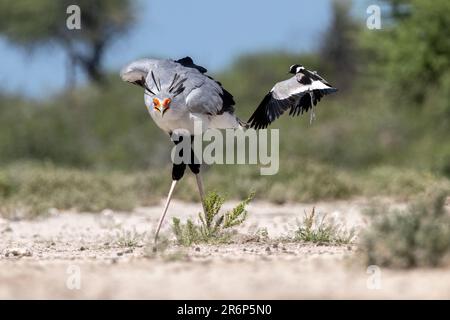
[0,199,449,299]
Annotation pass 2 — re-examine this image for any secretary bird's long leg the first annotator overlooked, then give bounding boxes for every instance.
[154,180,177,244]
[195,173,207,215]
[153,134,186,244]
[189,134,206,216]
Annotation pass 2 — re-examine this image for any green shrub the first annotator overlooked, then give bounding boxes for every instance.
[360,187,450,268]
[1,162,448,218]
[172,191,254,246]
[0,162,161,217]
[293,207,355,245]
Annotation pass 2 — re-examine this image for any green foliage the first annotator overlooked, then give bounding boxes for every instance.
[0,0,132,43]
[223,193,254,228]
[0,162,447,218]
[199,191,225,237]
[0,0,60,45]
[172,217,201,247]
[360,187,450,268]
[362,0,450,105]
[294,207,355,244]
[0,162,161,218]
[114,228,144,248]
[172,191,254,246]
[0,77,166,168]
[319,0,360,93]
[356,0,450,176]
[253,228,270,242]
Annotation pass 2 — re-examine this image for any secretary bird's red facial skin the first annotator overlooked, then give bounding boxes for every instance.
[152,97,170,115]
[153,98,160,111]
[162,98,171,115]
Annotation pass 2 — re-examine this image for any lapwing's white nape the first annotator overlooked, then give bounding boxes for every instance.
[120,57,336,243]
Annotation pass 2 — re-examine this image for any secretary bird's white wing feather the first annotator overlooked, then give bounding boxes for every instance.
[120,59,161,87]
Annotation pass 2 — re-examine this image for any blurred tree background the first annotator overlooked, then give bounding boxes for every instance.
[0,0,134,84]
[0,0,449,212]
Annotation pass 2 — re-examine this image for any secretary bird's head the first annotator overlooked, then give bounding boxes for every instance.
[143,72,187,117]
[120,60,187,117]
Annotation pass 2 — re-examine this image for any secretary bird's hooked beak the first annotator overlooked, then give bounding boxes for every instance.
[153,98,171,116]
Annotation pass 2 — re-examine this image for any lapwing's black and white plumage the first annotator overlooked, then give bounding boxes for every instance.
[248,64,337,129]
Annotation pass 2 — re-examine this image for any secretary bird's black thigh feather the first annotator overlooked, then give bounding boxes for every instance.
[171,135,200,180]
[172,163,187,181]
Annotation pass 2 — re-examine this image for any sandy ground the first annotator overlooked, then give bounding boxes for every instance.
[1,198,449,299]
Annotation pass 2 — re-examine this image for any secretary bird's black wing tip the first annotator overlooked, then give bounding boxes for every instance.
[176,56,208,73]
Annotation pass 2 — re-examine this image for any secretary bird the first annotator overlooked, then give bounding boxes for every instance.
[120,57,336,242]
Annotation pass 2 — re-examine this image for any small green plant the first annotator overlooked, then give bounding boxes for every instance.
[114,228,144,248]
[253,227,270,242]
[172,217,201,246]
[360,187,450,269]
[294,207,355,245]
[172,191,255,246]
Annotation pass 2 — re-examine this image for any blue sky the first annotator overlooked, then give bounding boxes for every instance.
[0,0,343,98]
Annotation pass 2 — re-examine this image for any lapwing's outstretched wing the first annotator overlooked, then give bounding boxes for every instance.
[248,68,337,129]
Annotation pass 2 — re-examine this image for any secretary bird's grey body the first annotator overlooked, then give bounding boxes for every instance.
[121,57,242,134]
[120,57,336,243]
